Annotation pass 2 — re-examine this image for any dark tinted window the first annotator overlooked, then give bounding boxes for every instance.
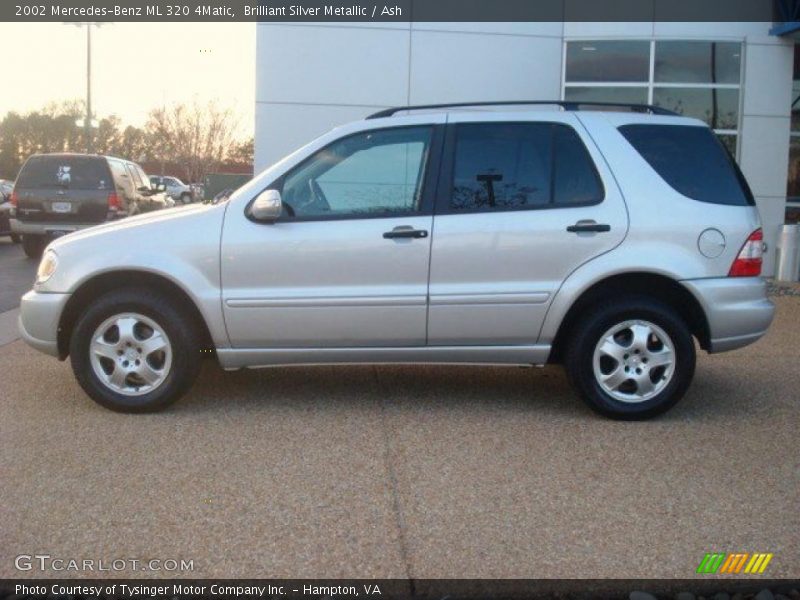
[619,124,754,206]
[17,155,112,190]
[553,126,604,205]
[450,123,603,211]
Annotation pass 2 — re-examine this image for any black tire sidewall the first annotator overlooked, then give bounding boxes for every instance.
[69,289,201,412]
[22,235,44,259]
[566,298,696,420]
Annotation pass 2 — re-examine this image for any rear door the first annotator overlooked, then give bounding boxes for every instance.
[427,112,628,345]
[15,155,113,225]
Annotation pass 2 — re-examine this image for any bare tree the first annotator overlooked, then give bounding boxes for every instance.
[145,100,239,183]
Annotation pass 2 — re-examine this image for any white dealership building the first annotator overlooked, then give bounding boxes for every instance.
[255,21,798,274]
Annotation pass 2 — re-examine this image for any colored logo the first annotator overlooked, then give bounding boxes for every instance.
[696,553,773,574]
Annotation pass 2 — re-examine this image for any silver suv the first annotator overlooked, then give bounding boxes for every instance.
[18,102,775,419]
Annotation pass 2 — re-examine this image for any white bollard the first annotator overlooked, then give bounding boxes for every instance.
[775,224,800,282]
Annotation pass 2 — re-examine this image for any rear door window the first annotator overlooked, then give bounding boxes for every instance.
[448,122,604,212]
[17,156,112,190]
[619,124,754,206]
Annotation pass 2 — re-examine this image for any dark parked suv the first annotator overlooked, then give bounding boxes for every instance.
[10,154,170,258]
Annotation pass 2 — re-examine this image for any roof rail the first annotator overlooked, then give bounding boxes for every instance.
[366,100,677,119]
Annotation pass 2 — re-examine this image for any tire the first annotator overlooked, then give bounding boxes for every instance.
[21,235,45,259]
[180,193,192,204]
[69,288,202,413]
[10,233,21,244]
[564,295,695,420]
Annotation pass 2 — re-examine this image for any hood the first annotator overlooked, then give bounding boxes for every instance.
[48,204,219,251]
[38,202,227,295]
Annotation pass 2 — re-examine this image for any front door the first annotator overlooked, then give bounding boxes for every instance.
[427,113,628,345]
[221,124,442,348]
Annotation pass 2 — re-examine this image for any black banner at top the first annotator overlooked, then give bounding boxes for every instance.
[1,0,779,23]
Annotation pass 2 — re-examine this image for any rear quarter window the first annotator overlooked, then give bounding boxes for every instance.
[619,124,754,206]
[16,155,112,190]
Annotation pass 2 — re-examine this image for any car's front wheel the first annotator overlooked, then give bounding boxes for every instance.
[10,233,21,244]
[180,193,192,204]
[69,288,202,412]
[564,296,696,420]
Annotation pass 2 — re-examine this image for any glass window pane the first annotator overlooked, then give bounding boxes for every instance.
[566,41,650,83]
[652,87,739,130]
[451,123,551,211]
[281,126,432,218]
[564,86,649,106]
[553,125,604,205]
[655,41,741,84]
[716,134,738,160]
[619,125,754,206]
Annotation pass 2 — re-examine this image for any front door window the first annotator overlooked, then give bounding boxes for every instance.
[280,126,432,219]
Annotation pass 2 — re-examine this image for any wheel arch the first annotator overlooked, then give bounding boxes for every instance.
[547,272,710,364]
[57,270,214,359]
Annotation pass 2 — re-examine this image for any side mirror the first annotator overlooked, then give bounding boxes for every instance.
[248,189,282,222]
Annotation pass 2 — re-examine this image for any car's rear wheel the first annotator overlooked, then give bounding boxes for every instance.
[564,296,695,420]
[69,288,202,412]
[21,234,45,258]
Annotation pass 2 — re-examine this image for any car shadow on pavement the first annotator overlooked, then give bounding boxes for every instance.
[170,359,756,422]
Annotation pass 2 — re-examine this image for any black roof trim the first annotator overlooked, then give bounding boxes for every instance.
[366,101,677,119]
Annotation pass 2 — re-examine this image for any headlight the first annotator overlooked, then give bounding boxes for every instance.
[36,250,59,284]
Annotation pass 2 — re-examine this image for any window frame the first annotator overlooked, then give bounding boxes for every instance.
[562,38,744,158]
[247,124,445,224]
[434,121,606,216]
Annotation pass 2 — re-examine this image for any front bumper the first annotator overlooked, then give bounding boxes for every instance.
[18,290,71,357]
[681,277,775,353]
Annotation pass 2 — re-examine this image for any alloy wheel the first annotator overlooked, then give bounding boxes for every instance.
[592,319,676,403]
[89,312,172,396]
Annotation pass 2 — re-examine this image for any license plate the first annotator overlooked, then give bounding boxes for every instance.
[51,201,72,213]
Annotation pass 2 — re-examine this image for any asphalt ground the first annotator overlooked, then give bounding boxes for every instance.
[1,285,798,579]
[0,238,36,312]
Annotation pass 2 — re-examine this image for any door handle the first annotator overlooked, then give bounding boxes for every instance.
[383,226,428,239]
[566,220,611,233]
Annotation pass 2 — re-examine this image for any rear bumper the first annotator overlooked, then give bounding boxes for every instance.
[10,219,104,235]
[18,290,70,357]
[681,277,775,353]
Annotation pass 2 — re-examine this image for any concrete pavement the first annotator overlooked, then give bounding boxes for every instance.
[1,296,798,580]
[0,238,36,313]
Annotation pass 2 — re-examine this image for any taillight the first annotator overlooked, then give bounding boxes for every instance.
[107,192,121,211]
[9,190,18,207]
[728,228,763,277]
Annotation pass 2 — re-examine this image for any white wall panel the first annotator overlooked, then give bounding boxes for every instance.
[742,42,794,117]
[254,103,377,171]
[739,116,791,199]
[408,31,562,104]
[412,22,563,37]
[256,24,410,106]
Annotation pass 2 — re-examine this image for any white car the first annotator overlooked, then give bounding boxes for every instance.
[149,175,194,204]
